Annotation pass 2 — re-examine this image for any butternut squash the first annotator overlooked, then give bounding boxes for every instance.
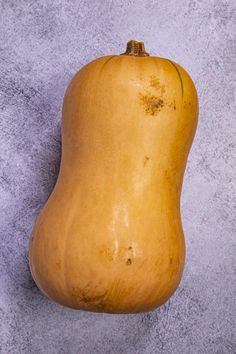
[29,40,198,313]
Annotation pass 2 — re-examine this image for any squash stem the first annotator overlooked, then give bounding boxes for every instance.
[121,40,149,57]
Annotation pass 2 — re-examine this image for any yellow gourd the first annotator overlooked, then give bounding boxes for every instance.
[29,40,198,313]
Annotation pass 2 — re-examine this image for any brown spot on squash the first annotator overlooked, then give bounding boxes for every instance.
[139,75,166,116]
[170,258,173,264]
[71,286,107,305]
[126,258,132,265]
[149,75,165,94]
[81,293,107,304]
[128,246,133,251]
[140,93,164,116]
[167,100,177,110]
[183,101,192,108]
[143,156,150,167]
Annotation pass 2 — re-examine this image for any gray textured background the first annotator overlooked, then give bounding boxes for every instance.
[0,1,235,353]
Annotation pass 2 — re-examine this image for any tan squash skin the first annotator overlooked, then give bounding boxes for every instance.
[29,41,198,313]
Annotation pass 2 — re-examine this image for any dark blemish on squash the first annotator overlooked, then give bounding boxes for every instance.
[72,286,107,304]
[81,293,107,303]
[139,75,166,116]
[126,258,132,265]
[140,93,164,116]
[167,100,177,110]
[170,258,173,264]
[143,156,150,167]
[150,75,160,89]
[149,75,166,95]
[128,246,133,251]
[183,101,192,108]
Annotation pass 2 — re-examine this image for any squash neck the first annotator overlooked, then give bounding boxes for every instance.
[121,40,149,57]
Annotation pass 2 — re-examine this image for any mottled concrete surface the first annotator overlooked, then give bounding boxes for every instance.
[0,0,235,353]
